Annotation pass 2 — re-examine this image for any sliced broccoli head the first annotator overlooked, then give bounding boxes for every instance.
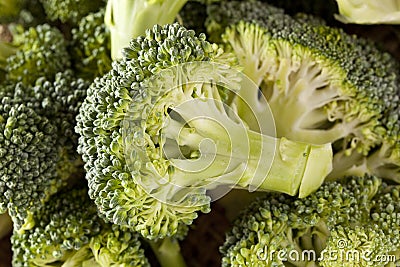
[76,23,333,240]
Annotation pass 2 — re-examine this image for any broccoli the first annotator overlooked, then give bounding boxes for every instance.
[76,23,333,241]
[11,187,153,267]
[221,175,400,266]
[206,1,400,181]
[39,0,105,24]
[0,24,70,86]
[104,0,189,59]
[0,99,60,231]
[0,70,89,231]
[70,8,112,80]
[334,0,400,24]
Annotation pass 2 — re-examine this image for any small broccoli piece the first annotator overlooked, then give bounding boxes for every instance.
[0,70,89,231]
[0,24,70,86]
[335,0,400,24]
[11,187,151,267]
[39,0,105,24]
[207,1,400,181]
[220,175,400,267]
[0,98,60,231]
[104,0,189,59]
[76,23,333,240]
[70,8,112,80]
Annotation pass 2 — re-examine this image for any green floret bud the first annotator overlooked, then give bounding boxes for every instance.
[1,24,70,86]
[76,23,333,240]
[11,187,151,267]
[39,0,105,24]
[0,100,60,231]
[105,0,189,59]
[320,225,396,267]
[70,8,112,80]
[220,175,389,267]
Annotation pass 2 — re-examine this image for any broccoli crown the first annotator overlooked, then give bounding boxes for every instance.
[39,0,105,24]
[70,8,112,80]
[76,23,223,240]
[0,98,60,230]
[0,70,88,230]
[220,175,400,267]
[1,24,70,86]
[206,1,400,179]
[11,187,150,267]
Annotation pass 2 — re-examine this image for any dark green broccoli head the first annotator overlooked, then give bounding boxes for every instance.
[0,24,70,86]
[0,98,60,231]
[0,70,89,230]
[39,0,105,24]
[220,175,398,267]
[11,187,150,266]
[70,8,112,80]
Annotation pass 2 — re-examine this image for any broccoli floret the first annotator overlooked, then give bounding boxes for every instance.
[76,23,333,240]
[0,70,89,230]
[39,0,105,24]
[220,175,400,266]
[206,1,400,181]
[70,9,112,80]
[11,187,151,267]
[0,24,70,86]
[104,0,189,59]
[334,0,400,24]
[0,99,60,231]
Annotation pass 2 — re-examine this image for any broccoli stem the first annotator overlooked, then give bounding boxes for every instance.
[163,95,332,197]
[105,0,188,59]
[149,238,187,267]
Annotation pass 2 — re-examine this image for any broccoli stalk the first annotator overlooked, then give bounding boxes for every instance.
[105,0,188,59]
[147,73,333,197]
[150,238,187,267]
